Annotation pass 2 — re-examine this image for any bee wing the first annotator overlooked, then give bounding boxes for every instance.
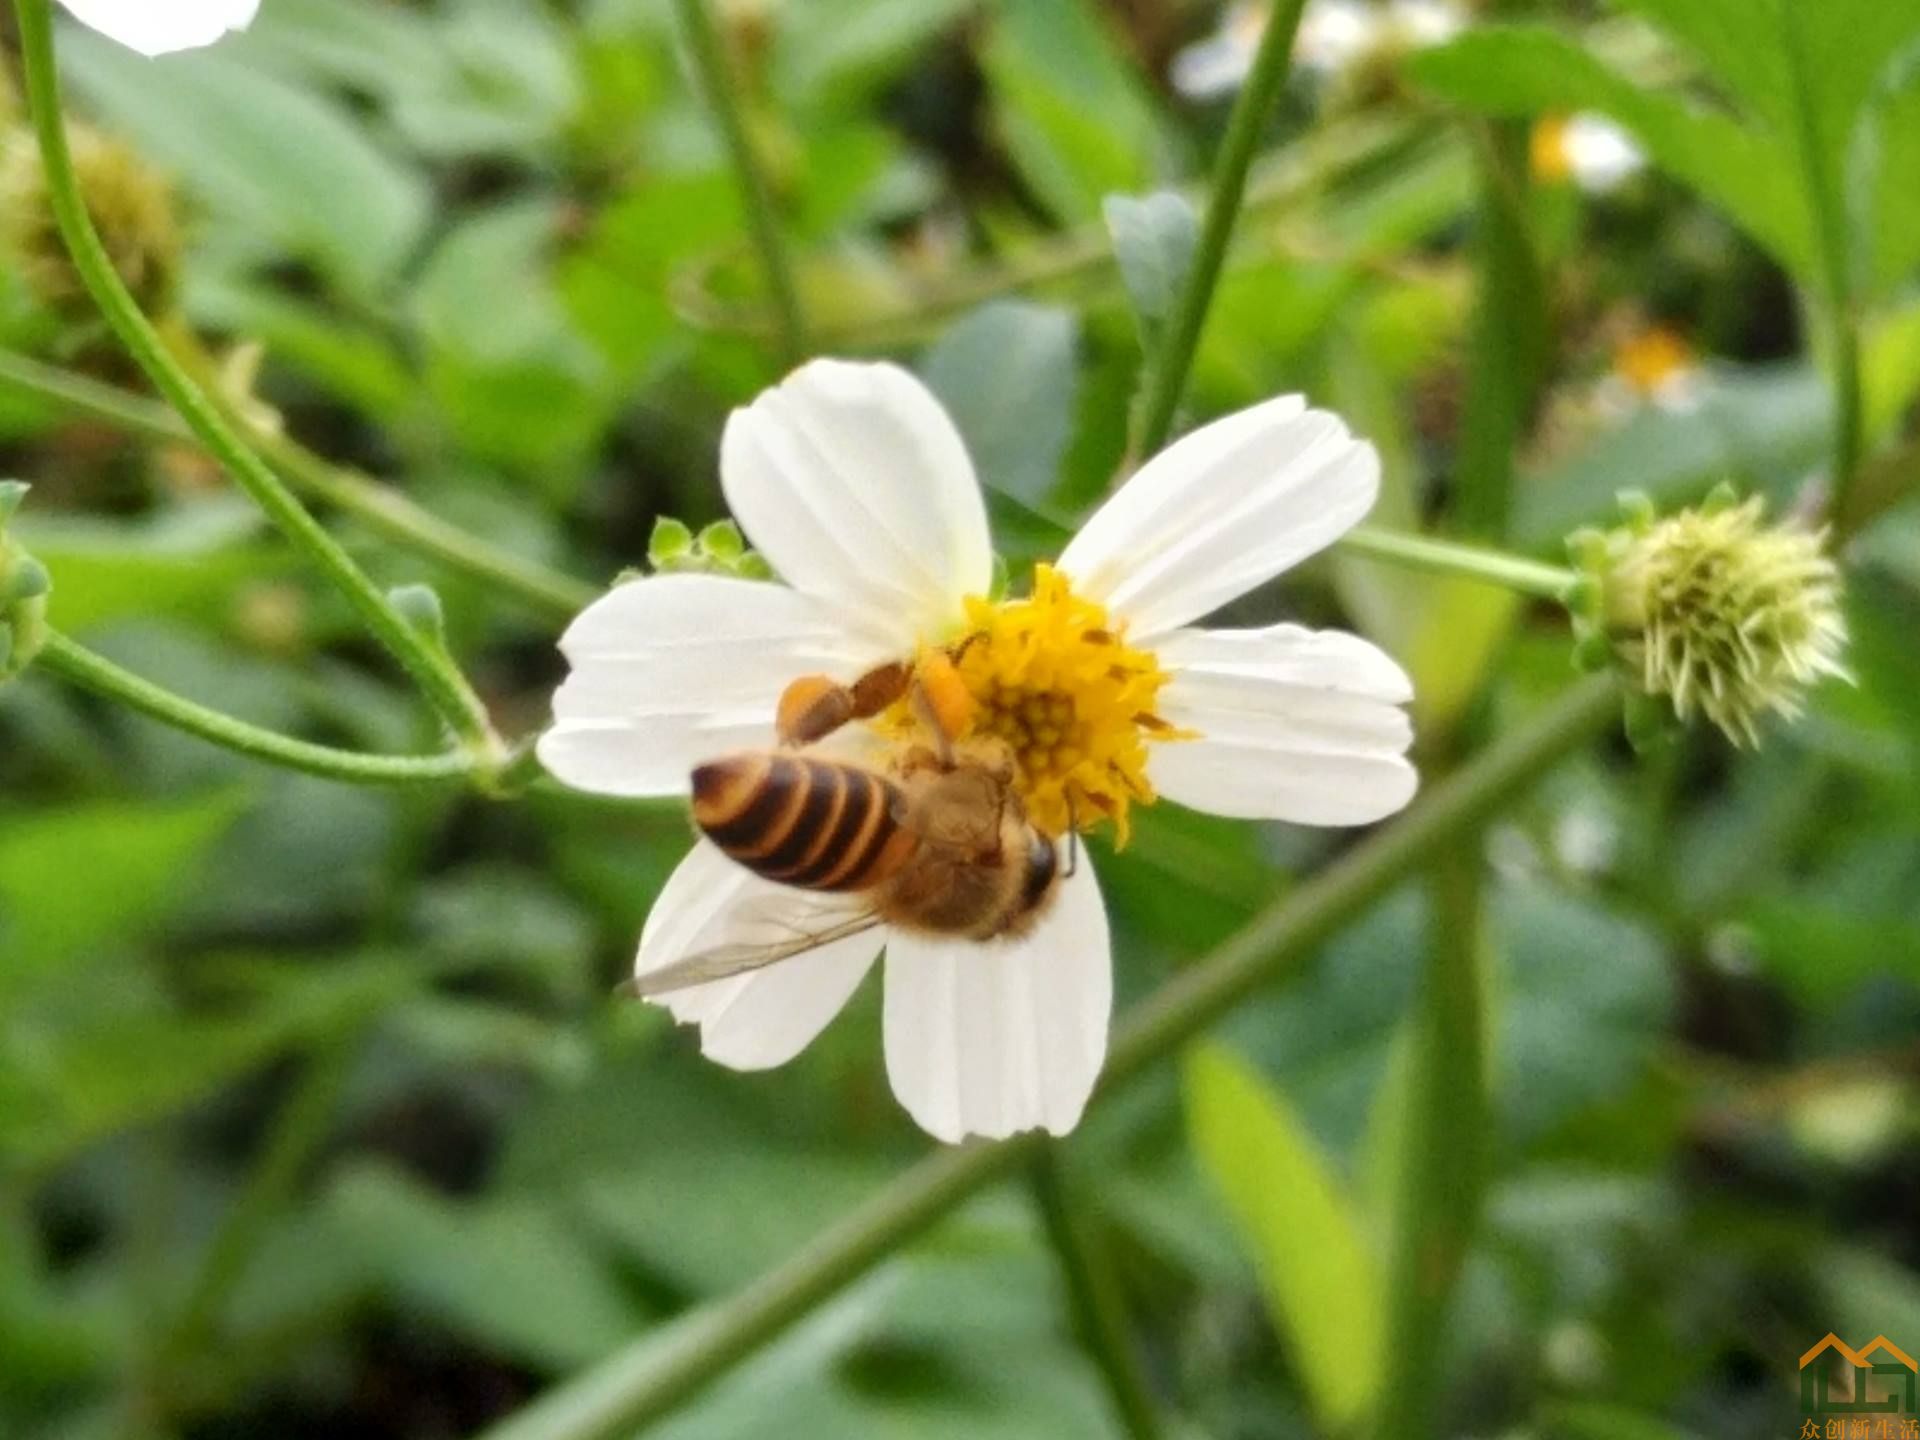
[623,904,884,998]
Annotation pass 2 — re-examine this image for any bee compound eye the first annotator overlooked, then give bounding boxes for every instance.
[1019,830,1058,912]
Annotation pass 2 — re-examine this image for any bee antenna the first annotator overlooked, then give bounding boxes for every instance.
[1063,793,1080,879]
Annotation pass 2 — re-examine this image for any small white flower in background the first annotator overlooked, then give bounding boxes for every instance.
[55,0,259,57]
[1597,323,1704,417]
[1531,112,1646,195]
[1172,0,1465,101]
[540,360,1418,1144]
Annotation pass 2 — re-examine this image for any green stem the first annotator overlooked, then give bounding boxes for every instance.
[1029,1146,1163,1440]
[12,0,500,756]
[0,347,596,619]
[1781,0,1861,512]
[478,677,1618,1440]
[671,0,805,362]
[1452,120,1546,540]
[1133,0,1312,456]
[1369,845,1489,1440]
[37,630,475,786]
[161,1040,356,1373]
[1336,524,1576,601]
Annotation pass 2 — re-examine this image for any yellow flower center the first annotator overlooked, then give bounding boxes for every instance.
[1611,325,1695,396]
[1529,114,1575,182]
[884,564,1185,846]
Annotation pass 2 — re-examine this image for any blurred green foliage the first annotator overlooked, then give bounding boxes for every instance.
[3,1,1920,1438]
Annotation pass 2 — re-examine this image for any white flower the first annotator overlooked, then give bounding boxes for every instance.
[1597,324,1704,416]
[1172,0,1464,101]
[539,360,1418,1144]
[1531,112,1646,195]
[55,0,259,57]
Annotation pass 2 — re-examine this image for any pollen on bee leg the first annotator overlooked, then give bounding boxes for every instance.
[912,649,976,751]
[775,674,853,747]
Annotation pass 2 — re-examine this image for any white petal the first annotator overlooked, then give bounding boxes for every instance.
[1056,396,1379,642]
[1564,113,1645,193]
[1170,34,1255,99]
[882,861,1111,1143]
[1296,0,1378,71]
[721,360,993,652]
[58,0,258,55]
[537,573,882,797]
[637,842,882,1071]
[1386,0,1466,47]
[1149,625,1418,825]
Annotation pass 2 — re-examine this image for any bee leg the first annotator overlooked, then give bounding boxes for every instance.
[909,650,974,768]
[775,660,911,747]
[1063,792,1080,879]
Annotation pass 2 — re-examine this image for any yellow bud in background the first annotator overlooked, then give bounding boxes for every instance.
[0,121,182,319]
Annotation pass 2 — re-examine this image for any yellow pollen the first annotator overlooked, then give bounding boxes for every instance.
[885,563,1188,846]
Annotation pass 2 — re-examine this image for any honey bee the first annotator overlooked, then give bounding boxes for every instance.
[631,653,1065,998]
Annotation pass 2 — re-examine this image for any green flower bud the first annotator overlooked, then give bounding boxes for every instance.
[1571,490,1850,747]
[646,517,694,569]
[645,514,774,580]
[1,481,51,684]
[0,123,181,318]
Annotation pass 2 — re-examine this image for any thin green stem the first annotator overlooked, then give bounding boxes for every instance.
[478,677,1618,1440]
[1336,524,1577,601]
[162,1040,356,1371]
[1133,0,1312,456]
[1029,1146,1163,1440]
[0,346,596,618]
[1369,844,1489,1440]
[1452,120,1545,540]
[12,0,500,755]
[671,0,805,362]
[1780,0,1861,513]
[37,630,475,786]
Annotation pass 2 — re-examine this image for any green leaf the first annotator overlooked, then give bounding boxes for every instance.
[60,32,430,301]
[982,0,1169,223]
[186,277,416,424]
[324,1166,640,1371]
[1516,364,1831,547]
[1412,27,1813,277]
[1862,58,1920,292]
[772,0,974,114]
[0,791,248,988]
[1495,891,1674,1144]
[1102,190,1199,359]
[1184,1044,1384,1430]
[919,301,1079,510]
[16,504,286,634]
[413,201,614,485]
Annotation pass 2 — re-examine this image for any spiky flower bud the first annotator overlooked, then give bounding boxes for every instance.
[1,481,51,684]
[1571,490,1850,746]
[0,123,181,317]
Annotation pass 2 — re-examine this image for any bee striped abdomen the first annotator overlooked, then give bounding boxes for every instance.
[690,753,910,892]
